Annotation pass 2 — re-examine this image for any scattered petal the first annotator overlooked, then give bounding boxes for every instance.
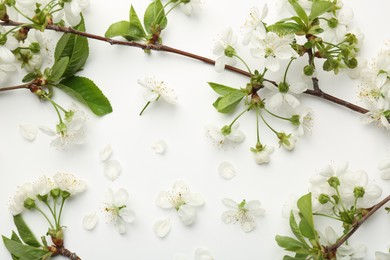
[153,218,171,238]
[194,248,214,260]
[82,211,99,230]
[19,124,38,141]
[151,140,167,154]
[218,162,236,179]
[103,160,122,181]
[38,126,56,136]
[99,144,113,162]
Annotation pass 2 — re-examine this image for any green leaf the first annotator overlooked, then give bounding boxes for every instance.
[299,217,316,239]
[144,0,168,34]
[22,72,37,83]
[129,5,146,39]
[283,255,308,260]
[297,193,315,230]
[212,91,246,114]
[309,1,333,19]
[48,57,69,82]
[58,76,112,116]
[2,236,49,260]
[54,17,89,78]
[105,21,131,38]
[10,232,21,260]
[208,82,242,96]
[275,235,310,254]
[268,22,304,35]
[13,215,41,248]
[289,211,310,248]
[288,0,308,24]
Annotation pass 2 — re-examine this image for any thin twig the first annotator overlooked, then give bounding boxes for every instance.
[0,83,32,92]
[0,20,369,114]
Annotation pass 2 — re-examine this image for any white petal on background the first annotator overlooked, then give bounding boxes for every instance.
[38,126,56,136]
[19,124,38,141]
[151,140,167,154]
[103,160,122,181]
[218,162,236,179]
[99,144,113,162]
[82,211,99,230]
[195,248,215,260]
[153,218,171,238]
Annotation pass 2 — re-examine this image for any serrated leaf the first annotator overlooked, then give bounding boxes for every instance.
[297,193,314,230]
[299,217,316,239]
[289,212,310,248]
[288,0,308,24]
[105,21,131,38]
[13,215,41,248]
[275,235,310,254]
[268,22,304,35]
[144,0,168,34]
[54,17,89,78]
[309,1,333,19]
[208,82,242,96]
[48,57,69,83]
[129,5,146,39]
[58,76,112,116]
[212,91,246,114]
[2,236,49,260]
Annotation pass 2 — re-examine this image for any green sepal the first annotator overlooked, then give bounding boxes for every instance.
[54,17,89,78]
[212,91,246,114]
[144,0,168,34]
[13,215,41,248]
[309,1,333,20]
[58,76,113,116]
[2,236,50,260]
[48,57,69,83]
[288,0,308,24]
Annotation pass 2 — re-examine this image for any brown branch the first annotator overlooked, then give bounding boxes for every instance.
[326,195,390,254]
[0,20,369,114]
[49,245,81,260]
[0,83,32,92]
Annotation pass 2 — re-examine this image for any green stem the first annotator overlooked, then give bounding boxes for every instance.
[44,201,58,227]
[11,4,35,23]
[165,1,181,17]
[255,105,261,145]
[234,54,252,75]
[34,206,54,229]
[283,58,295,83]
[264,107,291,121]
[152,0,173,27]
[229,106,250,128]
[57,198,66,229]
[259,111,278,135]
[45,96,64,125]
[139,101,152,116]
[313,212,343,222]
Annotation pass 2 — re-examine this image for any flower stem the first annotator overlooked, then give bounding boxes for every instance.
[34,205,54,229]
[259,111,278,135]
[229,106,250,128]
[44,201,58,227]
[234,54,252,75]
[255,105,261,145]
[139,101,151,116]
[56,198,66,229]
[283,58,295,83]
[264,107,291,121]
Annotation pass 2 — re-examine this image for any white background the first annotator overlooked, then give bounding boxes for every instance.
[1,0,390,259]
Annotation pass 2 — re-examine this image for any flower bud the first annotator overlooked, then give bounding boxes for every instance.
[24,198,36,209]
[221,125,231,136]
[50,188,61,199]
[13,27,29,42]
[318,194,330,204]
[224,45,236,58]
[29,42,41,53]
[327,176,340,189]
[345,58,358,69]
[290,115,300,126]
[278,82,289,93]
[303,65,315,76]
[353,186,365,199]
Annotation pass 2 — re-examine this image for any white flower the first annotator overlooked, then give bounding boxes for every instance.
[379,158,390,180]
[180,0,201,16]
[0,60,16,83]
[138,77,177,105]
[50,103,87,148]
[153,218,171,238]
[212,27,237,72]
[103,160,122,181]
[63,0,90,26]
[32,176,56,197]
[266,81,308,109]
[82,211,99,230]
[0,26,18,63]
[205,124,245,147]
[321,8,354,43]
[194,248,214,260]
[104,188,136,234]
[340,170,382,208]
[19,124,38,141]
[310,162,349,189]
[251,32,298,72]
[99,144,113,162]
[221,198,265,232]
[8,183,35,215]
[277,132,297,151]
[319,226,367,260]
[156,181,204,225]
[53,172,86,196]
[151,140,167,154]
[292,108,314,136]
[251,145,274,164]
[241,4,268,46]
[218,162,236,179]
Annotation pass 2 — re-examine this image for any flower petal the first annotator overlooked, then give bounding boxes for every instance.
[119,208,136,223]
[103,160,122,181]
[153,218,171,238]
[177,204,196,225]
[218,162,236,179]
[155,191,173,209]
[38,126,56,136]
[194,248,214,260]
[222,198,238,209]
[82,211,99,230]
[114,188,129,206]
[99,144,113,162]
[151,140,167,154]
[114,218,126,234]
[19,124,38,141]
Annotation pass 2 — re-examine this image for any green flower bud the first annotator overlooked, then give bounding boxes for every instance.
[64,110,74,122]
[56,122,67,135]
[318,194,330,204]
[29,42,41,53]
[303,65,315,76]
[24,198,36,209]
[61,190,71,199]
[224,45,236,58]
[37,194,48,202]
[327,18,339,29]
[50,188,61,199]
[13,27,29,42]
[345,58,358,69]
[327,176,340,189]
[278,82,289,93]
[353,186,365,199]
[290,115,300,126]
[221,125,231,136]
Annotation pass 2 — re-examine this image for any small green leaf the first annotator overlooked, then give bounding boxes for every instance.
[105,21,131,38]
[2,236,49,260]
[297,193,315,230]
[299,217,316,239]
[275,235,310,254]
[54,17,89,78]
[283,255,308,260]
[10,232,21,260]
[144,0,168,34]
[288,0,308,24]
[213,91,246,114]
[268,22,304,35]
[289,211,310,248]
[208,82,242,96]
[22,72,37,83]
[129,5,146,39]
[309,1,333,20]
[48,57,69,83]
[58,76,112,116]
[13,215,41,248]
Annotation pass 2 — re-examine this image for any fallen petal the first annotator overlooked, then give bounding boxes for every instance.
[151,140,167,154]
[218,162,236,180]
[153,218,171,238]
[38,126,56,136]
[99,144,113,162]
[103,160,122,181]
[19,124,38,141]
[82,211,98,230]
